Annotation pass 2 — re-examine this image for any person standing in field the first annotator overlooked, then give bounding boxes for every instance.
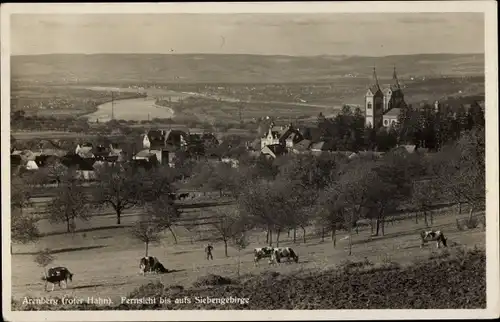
[205,244,214,260]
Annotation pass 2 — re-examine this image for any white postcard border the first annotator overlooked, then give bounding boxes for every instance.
[1,1,498,321]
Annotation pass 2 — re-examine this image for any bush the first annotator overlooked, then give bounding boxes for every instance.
[192,274,236,288]
[465,217,479,229]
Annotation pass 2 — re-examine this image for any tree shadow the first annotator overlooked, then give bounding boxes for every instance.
[171,250,191,255]
[43,225,131,237]
[15,245,107,256]
[165,269,186,274]
[70,282,129,290]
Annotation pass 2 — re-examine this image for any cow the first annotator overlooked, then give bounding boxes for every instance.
[270,247,299,265]
[420,230,448,249]
[253,247,275,265]
[139,256,168,275]
[41,267,74,292]
[178,193,189,200]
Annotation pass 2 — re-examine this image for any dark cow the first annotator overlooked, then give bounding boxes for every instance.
[253,247,275,265]
[270,247,299,264]
[178,193,189,200]
[139,256,168,275]
[420,230,448,249]
[42,267,74,292]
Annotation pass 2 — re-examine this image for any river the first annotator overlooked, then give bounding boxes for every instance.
[81,85,340,123]
[84,97,176,123]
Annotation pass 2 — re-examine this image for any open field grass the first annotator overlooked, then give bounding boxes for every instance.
[11,207,485,308]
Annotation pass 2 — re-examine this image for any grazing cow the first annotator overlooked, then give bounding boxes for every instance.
[178,193,189,200]
[139,256,167,274]
[420,230,448,249]
[42,267,73,292]
[270,247,299,264]
[253,247,275,265]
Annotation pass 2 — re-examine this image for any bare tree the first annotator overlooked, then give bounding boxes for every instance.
[231,232,249,278]
[411,180,437,227]
[47,179,91,233]
[130,214,163,257]
[237,179,277,246]
[11,178,39,252]
[93,163,144,224]
[145,195,181,244]
[34,248,55,278]
[208,206,246,257]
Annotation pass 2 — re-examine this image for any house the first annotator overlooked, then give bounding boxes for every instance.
[291,139,312,154]
[75,143,94,158]
[221,157,240,168]
[260,123,304,150]
[133,149,160,165]
[382,108,401,128]
[25,160,39,171]
[309,141,336,155]
[261,144,287,159]
[143,129,188,151]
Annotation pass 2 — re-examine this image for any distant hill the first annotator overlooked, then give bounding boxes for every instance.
[11,53,484,85]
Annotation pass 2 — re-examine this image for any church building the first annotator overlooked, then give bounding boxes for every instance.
[365,67,407,129]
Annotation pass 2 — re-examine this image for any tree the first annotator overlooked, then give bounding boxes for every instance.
[237,180,277,246]
[11,178,39,251]
[47,178,91,233]
[93,163,145,224]
[411,180,438,227]
[231,232,249,278]
[11,209,40,247]
[316,183,346,248]
[130,214,163,257]
[208,206,246,257]
[334,162,377,254]
[145,195,181,244]
[34,248,55,278]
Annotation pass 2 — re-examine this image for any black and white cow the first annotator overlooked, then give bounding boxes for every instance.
[253,247,275,265]
[270,247,299,265]
[420,230,448,249]
[139,256,168,275]
[42,267,74,292]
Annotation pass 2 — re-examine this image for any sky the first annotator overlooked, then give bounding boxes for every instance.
[10,13,485,56]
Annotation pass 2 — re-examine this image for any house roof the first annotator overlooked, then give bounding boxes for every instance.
[60,154,95,171]
[310,141,335,151]
[393,145,416,154]
[261,144,287,158]
[135,149,157,158]
[384,108,401,117]
[35,149,67,157]
[293,139,312,151]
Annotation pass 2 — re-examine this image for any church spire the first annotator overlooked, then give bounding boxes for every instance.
[392,65,401,89]
[372,67,380,90]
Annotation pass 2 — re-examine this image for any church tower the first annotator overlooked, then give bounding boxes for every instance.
[365,67,384,128]
[386,66,405,111]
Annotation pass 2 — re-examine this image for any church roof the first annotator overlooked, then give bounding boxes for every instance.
[384,108,401,117]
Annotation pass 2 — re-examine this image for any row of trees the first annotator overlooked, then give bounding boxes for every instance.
[316,100,485,153]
